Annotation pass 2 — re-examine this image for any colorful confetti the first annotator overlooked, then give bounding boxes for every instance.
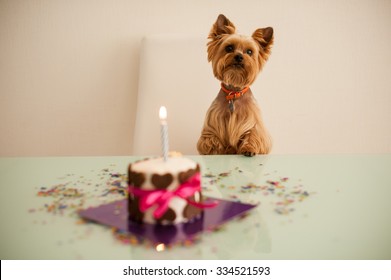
[32,169,127,217]
[30,160,314,252]
[201,167,313,216]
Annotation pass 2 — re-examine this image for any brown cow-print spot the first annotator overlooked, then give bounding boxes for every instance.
[128,166,146,187]
[183,204,202,220]
[156,208,176,223]
[178,164,200,184]
[128,196,144,223]
[151,173,173,189]
[183,193,203,220]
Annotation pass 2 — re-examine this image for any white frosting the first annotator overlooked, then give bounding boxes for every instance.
[131,157,198,191]
[132,157,197,174]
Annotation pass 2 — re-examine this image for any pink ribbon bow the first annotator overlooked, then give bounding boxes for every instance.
[128,173,218,219]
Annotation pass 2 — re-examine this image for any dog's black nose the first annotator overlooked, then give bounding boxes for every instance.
[234,54,243,63]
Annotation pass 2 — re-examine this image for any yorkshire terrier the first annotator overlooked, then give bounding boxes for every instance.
[197,14,274,157]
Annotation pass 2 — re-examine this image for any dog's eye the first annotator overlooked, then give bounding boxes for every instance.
[225,45,234,53]
[246,49,253,56]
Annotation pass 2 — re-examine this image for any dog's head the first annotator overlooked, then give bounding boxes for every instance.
[207,14,273,89]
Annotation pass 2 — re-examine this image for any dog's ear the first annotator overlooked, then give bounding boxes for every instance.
[207,14,236,62]
[252,27,274,57]
[210,14,236,39]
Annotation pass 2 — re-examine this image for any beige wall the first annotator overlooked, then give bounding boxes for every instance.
[1,0,390,156]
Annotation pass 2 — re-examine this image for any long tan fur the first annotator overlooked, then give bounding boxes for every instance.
[197,14,273,156]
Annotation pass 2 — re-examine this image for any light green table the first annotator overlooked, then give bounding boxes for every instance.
[0,155,390,259]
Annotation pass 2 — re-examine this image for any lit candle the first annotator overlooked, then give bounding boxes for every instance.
[159,106,169,161]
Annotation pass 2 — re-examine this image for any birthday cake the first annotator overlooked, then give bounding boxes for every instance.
[128,156,206,225]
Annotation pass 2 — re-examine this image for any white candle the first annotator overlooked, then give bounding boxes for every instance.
[159,106,169,162]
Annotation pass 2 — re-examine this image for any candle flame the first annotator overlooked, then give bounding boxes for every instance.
[159,106,167,120]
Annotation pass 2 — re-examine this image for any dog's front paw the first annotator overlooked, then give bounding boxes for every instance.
[243,151,256,157]
[197,136,225,155]
[239,145,257,157]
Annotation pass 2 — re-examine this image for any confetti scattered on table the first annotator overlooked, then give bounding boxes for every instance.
[30,160,315,252]
[31,167,127,217]
[202,166,314,216]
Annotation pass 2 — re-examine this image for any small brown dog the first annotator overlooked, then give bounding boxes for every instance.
[197,14,273,157]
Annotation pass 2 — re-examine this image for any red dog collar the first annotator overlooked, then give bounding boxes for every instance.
[221,83,249,101]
